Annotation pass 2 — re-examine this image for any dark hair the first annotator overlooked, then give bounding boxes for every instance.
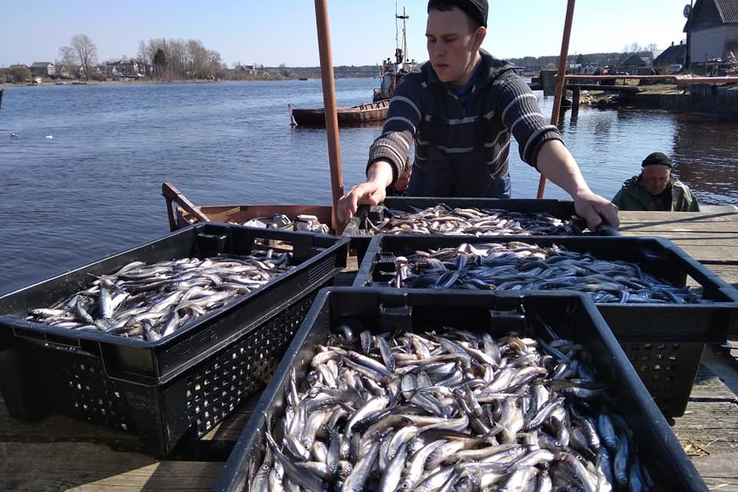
[428,2,483,33]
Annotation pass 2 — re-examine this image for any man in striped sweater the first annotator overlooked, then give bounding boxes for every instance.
[337,0,619,231]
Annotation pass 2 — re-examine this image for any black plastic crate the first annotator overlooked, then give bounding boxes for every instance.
[214,288,708,492]
[0,223,349,457]
[354,234,738,416]
[341,196,615,264]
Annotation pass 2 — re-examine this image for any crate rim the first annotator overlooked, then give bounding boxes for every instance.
[0,223,350,353]
[341,196,587,238]
[356,233,738,305]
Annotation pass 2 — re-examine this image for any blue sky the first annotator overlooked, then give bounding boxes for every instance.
[1,0,689,67]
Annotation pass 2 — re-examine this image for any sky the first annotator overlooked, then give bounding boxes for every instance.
[0,0,690,68]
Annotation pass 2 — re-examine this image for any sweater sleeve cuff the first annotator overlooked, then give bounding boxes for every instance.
[366,152,400,187]
[526,130,565,170]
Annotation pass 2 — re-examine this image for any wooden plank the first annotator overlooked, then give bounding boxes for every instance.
[619,211,738,225]
[690,454,738,492]
[672,365,738,456]
[702,264,738,286]
[662,244,738,264]
[0,442,220,492]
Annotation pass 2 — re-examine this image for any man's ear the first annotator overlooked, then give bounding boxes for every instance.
[472,26,487,51]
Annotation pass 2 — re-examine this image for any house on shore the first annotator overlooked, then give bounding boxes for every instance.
[686,0,738,63]
[654,42,688,71]
[56,65,73,79]
[105,60,144,79]
[30,62,55,78]
[623,53,657,74]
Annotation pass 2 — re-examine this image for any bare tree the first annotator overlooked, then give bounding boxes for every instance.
[629,42,642,54]
[58,46,76,68]
[137,40,150,64]
[68,34,98,79]
[646,43,659,53]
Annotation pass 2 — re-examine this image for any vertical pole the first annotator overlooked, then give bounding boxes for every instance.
[685,0,693,70]
[314,0,344,226]
[571,86,580,121]
[536,0,576,199]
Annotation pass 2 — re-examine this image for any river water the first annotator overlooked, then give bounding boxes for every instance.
[0,79,736,295]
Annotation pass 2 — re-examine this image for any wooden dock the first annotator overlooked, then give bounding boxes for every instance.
[0,210,737,492]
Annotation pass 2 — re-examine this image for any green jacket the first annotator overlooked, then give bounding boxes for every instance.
[612,175,699,212]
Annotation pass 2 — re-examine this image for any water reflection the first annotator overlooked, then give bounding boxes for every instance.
[672,115,738,205]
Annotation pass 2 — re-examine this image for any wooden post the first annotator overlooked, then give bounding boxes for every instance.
[571,86,580,121]
[314,0,344,228]
[537,0,576,199]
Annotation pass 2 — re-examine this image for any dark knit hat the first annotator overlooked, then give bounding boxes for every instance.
[428,0,488,28]
[642,152,673,168]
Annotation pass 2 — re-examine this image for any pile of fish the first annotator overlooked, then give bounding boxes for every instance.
[365,205,580,236]
[250,326,654,492]
[25,250,293,340]
[386,242,702,304]
[241,213,331,235]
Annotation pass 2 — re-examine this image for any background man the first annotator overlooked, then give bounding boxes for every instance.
[336,0,619,231]
[612,152,699,211]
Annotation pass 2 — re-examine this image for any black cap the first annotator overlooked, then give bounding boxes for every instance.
[428,0,488,28]
[641,152,673,168]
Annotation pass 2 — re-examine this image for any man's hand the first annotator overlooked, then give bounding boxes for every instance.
[573,190,620,231]
[335,160,394,224]
[336,181,387,224]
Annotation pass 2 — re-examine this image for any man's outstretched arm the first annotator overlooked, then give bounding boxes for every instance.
[536,140,620,230]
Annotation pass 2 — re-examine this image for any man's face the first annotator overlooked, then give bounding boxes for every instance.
[641,165,671,195]
[426,7,484,86]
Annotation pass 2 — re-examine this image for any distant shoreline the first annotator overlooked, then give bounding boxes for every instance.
[0,77,378,88]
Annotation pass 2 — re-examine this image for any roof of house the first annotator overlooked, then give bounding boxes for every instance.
[685,0,738,31]
[30,62,54,68]
[715,0,738,22]
[624,54,649,66]
[654,44,688,65]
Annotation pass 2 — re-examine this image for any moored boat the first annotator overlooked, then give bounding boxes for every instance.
[162,182,333,231]
[289,99,389,127]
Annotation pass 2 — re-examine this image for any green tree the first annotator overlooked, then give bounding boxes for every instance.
[10,66,32,82]
[576,54,585,65]
[153,48,167,78]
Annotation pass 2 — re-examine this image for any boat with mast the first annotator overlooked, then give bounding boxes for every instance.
[290,4,415,127]
[374,5,416,101]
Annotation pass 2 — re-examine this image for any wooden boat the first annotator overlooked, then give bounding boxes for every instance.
[162,182,334,232]
[290,99,389,127]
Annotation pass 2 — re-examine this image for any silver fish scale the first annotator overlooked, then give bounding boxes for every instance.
[254,329,653,492]
[25,251,293,340]
[366,204,580,236]
[391,242,703,304]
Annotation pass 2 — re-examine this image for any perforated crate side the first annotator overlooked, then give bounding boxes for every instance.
[159,292,318,450]
[621,340,705,417]
[307,254,336,286]
[33,344,137,434]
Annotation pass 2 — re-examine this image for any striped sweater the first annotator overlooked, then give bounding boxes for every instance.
[368,50,563,197]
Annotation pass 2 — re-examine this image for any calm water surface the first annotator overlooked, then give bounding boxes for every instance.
[0,79,736,295]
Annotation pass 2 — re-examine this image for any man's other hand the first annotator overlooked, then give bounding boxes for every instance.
[573,191,620,231]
